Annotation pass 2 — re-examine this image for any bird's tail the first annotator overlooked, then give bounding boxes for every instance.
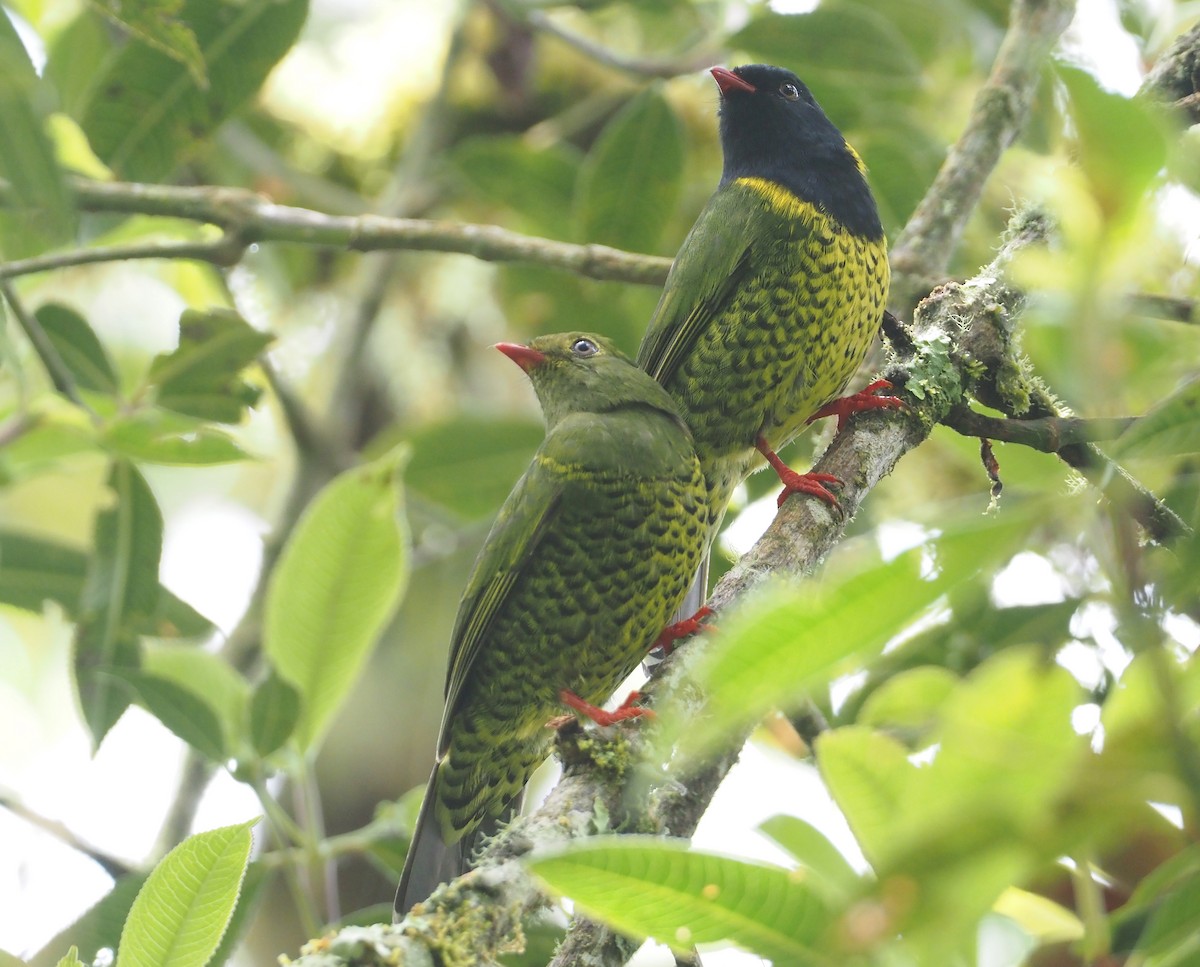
[393,767,470,919]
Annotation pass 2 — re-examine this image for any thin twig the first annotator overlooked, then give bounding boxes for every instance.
[1,792,133,879]
[521,8,717,79]
[0,278,89,409]
[0,179,673,286]
[1127,292,1198,324]
[943,404,1137,452]
[0,233,247,279]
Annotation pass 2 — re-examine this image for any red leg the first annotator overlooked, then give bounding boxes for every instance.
[755,437,842,509]
[807,379,905,433]
[653,606,717,657]
[555,688,655,728]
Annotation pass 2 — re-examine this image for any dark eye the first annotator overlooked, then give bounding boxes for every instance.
[571,338,598,357]
[779,82,800,100]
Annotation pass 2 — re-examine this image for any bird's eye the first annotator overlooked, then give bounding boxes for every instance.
[779,82,800,100]
[571,338,598,357]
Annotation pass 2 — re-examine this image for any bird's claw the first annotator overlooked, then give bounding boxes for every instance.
[807,379,905,432]
[653,606,717,657]
[553,688,655,729]
[773,470,842,508]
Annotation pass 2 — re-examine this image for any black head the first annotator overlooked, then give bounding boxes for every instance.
[711,64,882,239]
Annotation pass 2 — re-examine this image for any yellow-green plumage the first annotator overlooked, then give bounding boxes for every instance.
[638,65,890,524]
[395,332,707,916]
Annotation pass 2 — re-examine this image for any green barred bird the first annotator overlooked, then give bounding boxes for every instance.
[638,64,900,535]
[394,332,707,915]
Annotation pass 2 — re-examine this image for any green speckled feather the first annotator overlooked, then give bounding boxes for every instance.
[637,64,890,528]
[395,332,707,915]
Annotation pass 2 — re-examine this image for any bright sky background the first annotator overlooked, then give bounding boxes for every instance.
[1,1,1192,966]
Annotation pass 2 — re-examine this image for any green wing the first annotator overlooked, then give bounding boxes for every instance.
[439,460,562,747]
[636,185,761,386]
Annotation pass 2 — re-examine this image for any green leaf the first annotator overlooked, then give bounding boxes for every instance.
[858,665,959,732]
[452,135,581,237]
[74,460,164,746]
[816,726,911,867]
[31,873,148,967]
[0,529,89,614]
[87,0,208,89]
[67,0,308,182]
[145,309,272,423]
[53,947,85,967]
[404,417,543,520]
[0,6,76,257]
[118,821,255,967]
[265,447,410,750]
[143,644,248,748]
[104,410,254,465]
[205,862,269,967]
[110,670,227,761]
[36,304,120,395]
[1112,378,1200,458]
[729,5,922,104]
[529,837,829,961]
[248,670,300,757]
[992,887,1083,943]
[1135,870,1200,961]
[658,546,946,764]
[757,815,862,901]
[1057,63,1167,221]
[0,529,212,638]
[576,86,684,254]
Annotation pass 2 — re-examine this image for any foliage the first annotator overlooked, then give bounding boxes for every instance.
[0,0,1198,966]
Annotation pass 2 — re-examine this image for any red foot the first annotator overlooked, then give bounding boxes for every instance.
[755,437,841,508]
[554,689,654,728]
[807,380,905,432]
[653,606,717,657]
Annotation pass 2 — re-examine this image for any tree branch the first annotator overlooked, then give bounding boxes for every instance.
[889,0,1076,312]
[0,178,672,286]
[943,405,1137,452]
[0,233,248,279]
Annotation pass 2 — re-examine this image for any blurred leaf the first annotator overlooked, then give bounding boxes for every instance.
[74,460,163,746]
[265,446,410,750]
[30,873,148,967]
[104,410,254,465]
[576,86,684,254]
[68,0,308,181]
[111,669,227,761]
[87,0,207,88]
[729,5,922,102]
[992,886,1083,943]
[657,545,949,765]
[143,643,248,746]
[53,948,84,967]
[405,417,542,520]
[0,6,76,257]
[36,304,119,395]
[145,308,272,423]
[0,529,212,637]
[858,665,958,732]
[0,529,88,614]
[1057,63,1167,221]
[757,814,862,901]
[452,136,581,237]
[1112,378,1200,458]
[118,820,255,967]
[816,726,911,867]
[529,837,828,961]
[1134,869,1200,962]
[248,670,300,757]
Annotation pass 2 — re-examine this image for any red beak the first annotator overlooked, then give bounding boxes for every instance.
[495,342,547,372]
[711,66,755,96]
